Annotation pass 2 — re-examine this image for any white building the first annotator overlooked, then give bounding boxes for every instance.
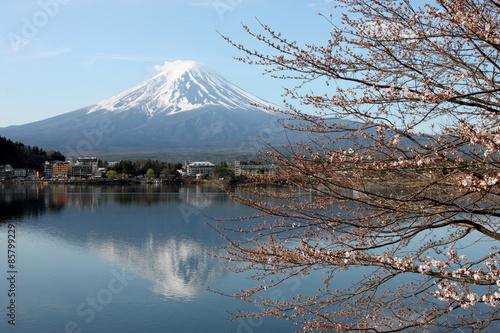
[76,157,98,171]
[234,161,277,177]
[186,162,215,177]
[70,157,98,178]
[14,168,27,178]
[0,165,13,178]
[44,161,53,178]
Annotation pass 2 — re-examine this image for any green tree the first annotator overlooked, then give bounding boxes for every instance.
[0,136,64,170]
[112,160,136,176]
[160,167,182,181]
[48,150,65,162]
[145,168,156,178]
[212,162,234,179]
[105,170,117,179]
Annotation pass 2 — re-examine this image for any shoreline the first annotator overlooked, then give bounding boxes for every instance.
[0,177,244,187]
[2,178,195,185]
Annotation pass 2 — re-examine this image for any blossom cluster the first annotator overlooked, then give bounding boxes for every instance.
[459,123,500,158]
[434,281,500,308]
[456,173,500,191]
[367,250,500,309]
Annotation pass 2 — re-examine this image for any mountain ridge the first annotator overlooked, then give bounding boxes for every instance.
[0,60,287,158]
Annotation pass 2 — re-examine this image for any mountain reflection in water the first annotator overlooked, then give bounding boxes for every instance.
[0,183,307,332]
[0,183,305,333]
[0,183,231,297]
[88,235,225,299]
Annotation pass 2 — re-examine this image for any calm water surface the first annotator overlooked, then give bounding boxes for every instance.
[0,183,311,333]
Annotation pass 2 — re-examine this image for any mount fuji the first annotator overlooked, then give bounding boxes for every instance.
[0,60,288,158]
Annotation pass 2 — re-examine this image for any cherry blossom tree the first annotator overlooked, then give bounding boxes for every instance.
[215,0,500,331]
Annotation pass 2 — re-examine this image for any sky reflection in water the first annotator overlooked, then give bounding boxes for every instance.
[0,183,300,332]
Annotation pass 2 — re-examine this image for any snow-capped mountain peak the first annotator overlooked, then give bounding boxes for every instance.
[87,60,274,116]
[0,60,297,155]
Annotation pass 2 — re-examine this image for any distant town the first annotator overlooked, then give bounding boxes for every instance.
[0,135,279,183]
[0,157,277,182]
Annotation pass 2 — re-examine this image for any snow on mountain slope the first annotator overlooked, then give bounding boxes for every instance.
[87,60,275,116]
[0,60,294,155]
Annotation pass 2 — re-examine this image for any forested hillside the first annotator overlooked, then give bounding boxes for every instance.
[0,136,65,171]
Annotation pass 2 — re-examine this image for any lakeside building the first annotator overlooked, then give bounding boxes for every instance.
[70,157,98,178]
[76,157,98,169]
[14,168,26,178]
[95,168,107,178]
[52,161,72,179]
[186,162,215,178]
[14,168,36,178]
[69,165,95,178]
[234,161,278,177]
[178,168,187,177]
[44,157,99,179]
[0,165,14,179]
[44,161,53,178]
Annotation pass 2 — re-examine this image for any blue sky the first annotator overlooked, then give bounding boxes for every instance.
[0,0,335,127]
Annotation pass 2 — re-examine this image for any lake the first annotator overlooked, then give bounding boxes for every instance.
[0,182,311,333]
